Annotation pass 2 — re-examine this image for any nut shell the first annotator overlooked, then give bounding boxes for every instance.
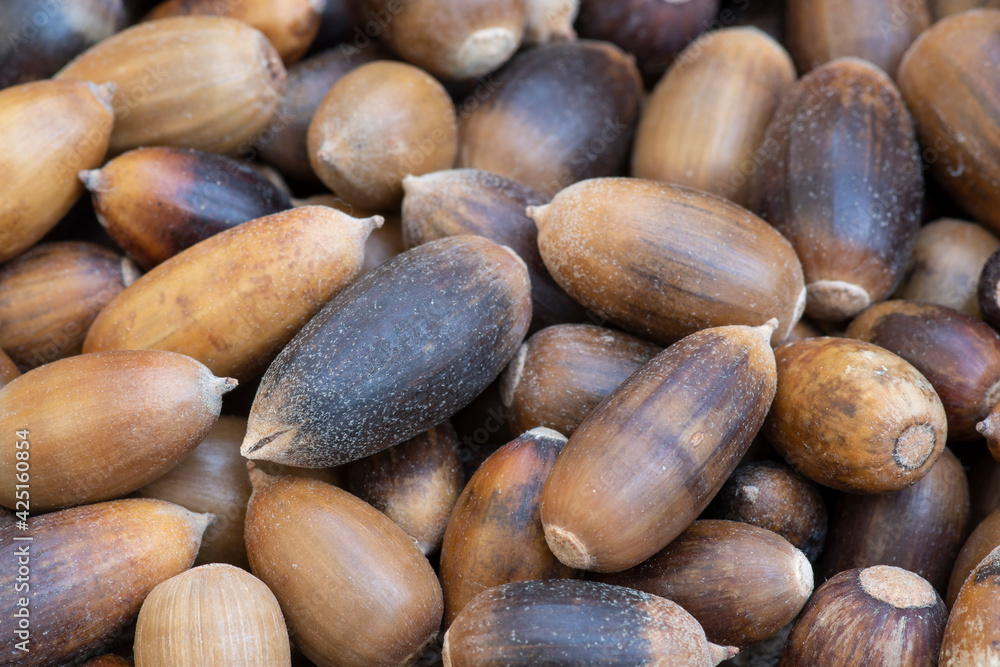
[940,544,1000,664]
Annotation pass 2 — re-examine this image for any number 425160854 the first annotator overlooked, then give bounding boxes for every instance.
[14,429,29,522]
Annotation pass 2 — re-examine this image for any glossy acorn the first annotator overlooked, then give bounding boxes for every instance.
[540,321,778,573]
[80,147,292,269]
[458,41,643,197]
[0,499,211,667]
[750,58,923,322]
[439,428,577,627]
[531,178,806,346]
[0,241,135,370]
[940,544,1000,664]
[947,506,1000,608]
[244,468,443,667]
[242,235,531,468]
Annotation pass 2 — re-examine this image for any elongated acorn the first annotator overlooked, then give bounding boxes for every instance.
[948,506,1000,608]
[938,544,1000,663]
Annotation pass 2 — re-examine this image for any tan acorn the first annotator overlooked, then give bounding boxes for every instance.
[940,544,1000,664]
[0,498,211,667]
[0,350,235,511]
[0,79,114,263]
[948,506,1000,608]
[57,16,286,154]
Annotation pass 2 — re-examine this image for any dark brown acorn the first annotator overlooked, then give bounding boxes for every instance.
[947,506,1000,608]
[978,246,1000,333]
[402,168,584,330]
[595,520,813,650]
[499,324,661,437]
[79,147,292,269]
[347,422,463,556]
[781,566,947,666]
[819,448,969,595]
[707,460,828,563]
[540,321,778,573]
[750,57,923,322]
[764,337,948,494]
[439,427,577,627]
[940,544,1000,663]
[846,300,1000,442]
[442,579,738,666]
[242,235,532,468]
[532,178,806,346]
[457,41,643,197]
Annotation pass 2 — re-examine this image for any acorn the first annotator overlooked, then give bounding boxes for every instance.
[83,206,379,383]
[242,235,531,468]
[0,350,234,511]
[594,520,813,650]
[531,178,806,346]
[540,321,778,573]
[781,566,947,666]
[706,460,828,563]
[457,41,643,197]
[0,351,19,389]
[896,218,1000,317]
[786,0,929,75]
[57,16,286,154]
[256,46,384,183]
[79,147,293,269]
[750,58,923,322]
[244,467,443,667]
[940,544,1000,663]
[765,337,948,494]
[308,60,457,210]
[0,0,126,88]
[134,563,291,666]
[499,323,661,437]
[947,506,1000,608]
[439,427,577,627]
[819,448,969,595]
[145,0,323,64]
[0,79,114,263]
[442,579,738,667]
[346,422,463,556]
[359,0,524,80]
[294,194,405,274]
[0,242,134,370]
[401,168,585,329]
[0,498,211,667]
[523,0,578,43]
[575,0,720,84]
[898,10,1000,234]
[632,27,796,207]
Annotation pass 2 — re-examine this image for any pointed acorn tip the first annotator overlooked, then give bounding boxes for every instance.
[362,215,384,234]
[525,203,550,229]
[757,318,780,339]
[708,643,739,665]
[216,377,238,395]
[78,168,101,190]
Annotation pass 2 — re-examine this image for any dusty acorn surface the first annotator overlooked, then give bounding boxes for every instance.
[6,2,1000,666]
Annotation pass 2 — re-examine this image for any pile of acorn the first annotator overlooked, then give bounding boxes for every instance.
[4,0,1000,665]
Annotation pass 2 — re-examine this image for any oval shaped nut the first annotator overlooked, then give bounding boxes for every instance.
[0,498,211,667]
[786,0,929,75]
[819,448,969,595]
[80,146,292,269]
[245,468,443,667]
[146,0,323,64]
[308,60,457,211]
[134,563,291,667]
[943,545,1000,664]
[0,79,114,263]
[402,168,585,329]
[439,427,577,627]
[847,301,1000,441]
[458,41,643,197]
[242,235,532,468]
[540,321,778,573]
[523,0,578,43]
[897,218,1000,317]
[0,350,236,511]
[364,0,524,80]
[898,10,1000,234]
[0,241,133,370]
[83,206,379,383]
[765,337,947,494]
[443,579,737,667]
[632,27,795,207]
[347,422,463,556]
[707,460,828,563]
[596,520,814,650]
[532,178,806,346]
[57,16,286,154]
[751,58,923,322]
[499,324,661,437]
[948,506,1000,608]
[781,566,947,667]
